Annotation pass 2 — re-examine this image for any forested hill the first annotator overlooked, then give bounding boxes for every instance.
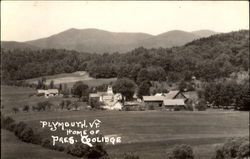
[1,30,249,85]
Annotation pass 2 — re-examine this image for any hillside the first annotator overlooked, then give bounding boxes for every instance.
[1,30,248,84]
[1,28,217,53]
[191,30,217,37]
[1,41,39,50]
[139,30,201,48]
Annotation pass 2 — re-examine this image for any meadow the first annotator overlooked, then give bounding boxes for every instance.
[25,71,117,88]
[1,85,249,159]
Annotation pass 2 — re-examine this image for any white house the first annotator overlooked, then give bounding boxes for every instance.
[37,89,59,98]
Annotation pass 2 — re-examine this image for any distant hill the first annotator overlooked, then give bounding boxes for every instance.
[139,30,201,49]
[1,28,218,53]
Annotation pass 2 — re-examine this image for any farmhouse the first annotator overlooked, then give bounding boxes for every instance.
[143,90,188,110]
[163,99,185,110]
[37,89,59,98]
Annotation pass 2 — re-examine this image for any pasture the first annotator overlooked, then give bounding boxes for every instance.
[25,71,117,87]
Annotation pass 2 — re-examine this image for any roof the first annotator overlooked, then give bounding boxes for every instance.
[163,99,185,106]
[164,91,180,99]
[143,96,165,102]
[155,93,165,96]
[45,89,58,93]
[183,91,199,100]
[89,93,100,98]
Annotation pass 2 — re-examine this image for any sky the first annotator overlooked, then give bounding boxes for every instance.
[1,1,249,42]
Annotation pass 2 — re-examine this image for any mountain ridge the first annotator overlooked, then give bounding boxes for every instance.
[2,28,218,53]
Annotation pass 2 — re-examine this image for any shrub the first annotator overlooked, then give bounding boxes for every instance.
[37,101,53,111]
[20,127,34,143]
[54,145,65,152]
[214,137,249,159]
[2,116,15,129]
[174,107,181,111]
[6,122,17,132]
[185,100,194,111]
[148,105,155,110]
[31,132,43,145]
[86,144,108,159]
[23,105,30,112]
[14,122,28,137]
[237,141,250,158]
[195,99,207,111]
[41,138,53,149]
[12,107,19,114]
[123,152,140,159]
[67,142,89,157]
[166,144,194,159]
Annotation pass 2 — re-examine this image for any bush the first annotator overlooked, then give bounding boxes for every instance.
[12,107,19,114]
[67,142,89,157]
[37,101,53,111]
[86,144,108,159]
[166,144,194,159]
[31,132,43,145]
[237,141,250,158]
[14,122,28,137]
[6,122,17,132]
[41,138,53,149]
[67,142,108,159]
[19,127,34,143]
[123,152,140,159]
[1,116,15,129]
[214,137,249,159]
[195,99,207,111]
[174,107,181,111]
[23,105,30,112]
[185,100,194,111]
[148,105,155,110]
[54,145,65,152]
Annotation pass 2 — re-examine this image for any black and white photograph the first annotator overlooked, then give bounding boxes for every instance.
[1,1,249,159]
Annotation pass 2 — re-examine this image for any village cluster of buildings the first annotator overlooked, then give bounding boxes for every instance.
[37,85,199,111]
[88,86,199,111]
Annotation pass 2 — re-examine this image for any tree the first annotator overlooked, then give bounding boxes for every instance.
[195,99,207,111]
[137,81,151,99]
[22,105,30,112]
[179,80,187,92]
[72,101,80,110]
[113,78,136,101]
[166,144,194,159]
[37,101,53,111]
[72,81,89,100]
[137,68,150,84]
[49,80,54,89]
[59,83,63,92]
[12,107,19,114]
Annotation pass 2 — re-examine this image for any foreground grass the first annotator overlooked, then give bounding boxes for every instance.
[6,110,249,159]
[1,129,78,159]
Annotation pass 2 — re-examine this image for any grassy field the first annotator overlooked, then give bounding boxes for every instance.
[1,85,249,159]
[1,85,84,113]
[7,110,249,159]
[25,71,117,87]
